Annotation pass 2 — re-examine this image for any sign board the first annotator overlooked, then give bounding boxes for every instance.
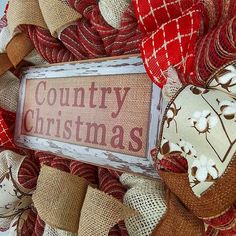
[15,55,163,178]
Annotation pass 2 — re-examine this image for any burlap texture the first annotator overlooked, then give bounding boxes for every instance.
[0,71,20,113]
[6,33,34,67]
[43,224,77,236]
[33,166,136,235]
[152,190,204,236]
[7,0,47,35]
[99,0,131,29]
[39,0,82,37]
[120,173,167,236]
[0,53,12,76]
[78,186,137,236]
[32,165,88,233]
[158,156,236,219]
[24,49,48,65]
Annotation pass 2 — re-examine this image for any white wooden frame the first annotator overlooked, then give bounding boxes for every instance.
[15,55,163,178]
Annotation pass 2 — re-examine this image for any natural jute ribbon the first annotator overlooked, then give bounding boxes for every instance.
[7,0,82,37]
[151,155,236,235]
[33,165,137,235]
[0,33,33,76]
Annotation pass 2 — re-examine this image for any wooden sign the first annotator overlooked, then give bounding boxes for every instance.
[15,55,163,178]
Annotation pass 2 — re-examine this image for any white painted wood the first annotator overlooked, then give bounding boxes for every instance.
[15,55,162,178]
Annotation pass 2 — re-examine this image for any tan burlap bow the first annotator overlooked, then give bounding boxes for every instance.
[152,161,236,236]
[32,165,137,235]
[7,0,82,37]
[0,0,82,76]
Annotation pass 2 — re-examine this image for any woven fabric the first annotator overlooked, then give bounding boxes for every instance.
[204,205,236,235]
[6,33,34,67]
[0,71,20,113]
[32,166,88,232]
[133,0,200,87]
[120,174,167,236]
[207,60,236,97]
[78,186,136,236]
[38,0,82,36]
[158,166,236,220]
[0,15,7,31]
[7,0,47,35]
[151,61,236,235]
[99,0,131,29]
[27,152,128,235]
[0,4,133,234]
[133,0,236,88]
[43,224,77,236]
[195,16,236,85]
[99,168,128,236]
[24,49,48,65]
[0,108,15,148]
[22,1,141,63]
[0,53,12,77]
[153,190,204,236]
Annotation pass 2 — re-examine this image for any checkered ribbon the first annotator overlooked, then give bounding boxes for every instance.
[133,0,202,88]
[0,108,15,148]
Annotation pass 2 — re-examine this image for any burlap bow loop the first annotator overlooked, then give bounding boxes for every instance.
[0,33,34,76]
[7,0,81,37]
[32,165,137,235]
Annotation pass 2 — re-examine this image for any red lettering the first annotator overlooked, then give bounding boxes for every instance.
[110,125,125,149]
[75,116,83,142]
[63,120,72,139]
[99,87,112,108]
[59,88,70,106]
[35,81,46,105]
[89,82,98,108]
[23,109,34,132]
[112,87,130,118]
[129,127,143,152]
[47,88,57,105]
[85,122,107,146]
[72,88,85,107]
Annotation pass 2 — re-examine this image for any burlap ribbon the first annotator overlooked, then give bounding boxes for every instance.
[6,33,34,67]
[0,53,12,76]
[7,0,47,34]
[0,33,33,76]
[33,165,137,235]
[158,157,236,219]
[152,159,236,235]
[0,71,20,112]
[152,189,204,236]
[7,0,81,37]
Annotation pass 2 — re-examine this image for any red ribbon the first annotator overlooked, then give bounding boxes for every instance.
[132,0,202,88]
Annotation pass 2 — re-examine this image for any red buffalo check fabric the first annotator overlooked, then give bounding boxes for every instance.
[133,0,202,87]
[133,0,236,88]
[0,108,15,148]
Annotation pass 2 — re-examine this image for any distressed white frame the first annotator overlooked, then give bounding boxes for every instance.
[15,55,162,178]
